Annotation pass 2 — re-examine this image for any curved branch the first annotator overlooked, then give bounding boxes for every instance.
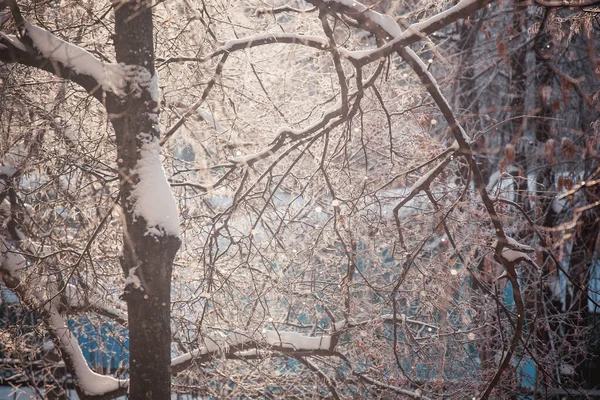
[0,240,128,400]
[170,330,335,375]
[0,5,122,104]
[306,0,494,66]
[157,33,334,65]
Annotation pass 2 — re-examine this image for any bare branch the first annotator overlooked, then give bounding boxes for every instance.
[255,5,317,16]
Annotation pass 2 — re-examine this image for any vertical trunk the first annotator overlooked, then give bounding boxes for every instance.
[108,2,181,399]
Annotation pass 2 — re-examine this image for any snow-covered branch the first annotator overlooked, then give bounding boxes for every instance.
[0,240,128,399]
[0,1,151,102]
[171,329,334,374]
[306,0,493,65]
[492,236,535,264]
[1,150,127,398]
[255,5,317,16]
[162,0,492,69]
[22,22,133,96]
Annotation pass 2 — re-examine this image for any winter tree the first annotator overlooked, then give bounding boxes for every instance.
[1,0,599,399]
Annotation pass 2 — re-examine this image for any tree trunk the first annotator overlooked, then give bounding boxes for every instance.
[108,2,181,399]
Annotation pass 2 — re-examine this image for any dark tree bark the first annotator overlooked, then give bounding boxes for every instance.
[108,2,181,399]
[1,0,181,398]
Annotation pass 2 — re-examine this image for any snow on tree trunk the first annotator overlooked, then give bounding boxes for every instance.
[108,3,181,399]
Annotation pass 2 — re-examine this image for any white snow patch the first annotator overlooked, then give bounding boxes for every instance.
[264,330,331,350]
[487,167,520,202]
[333,319,347,331]
[149,72,160,104]
[125,266,142,289]
[552,196,568,214]
[65,284,85,308]
[42,340,55,352]
[24,22,136,95]
[560,363,575,376]
[129,134,180,237]
[408,166,438,192]
[501,248,531,263]
[171,331,251,366]
[230,146,274,165]
[332,0,402,37]
[547,275,561,301]
[126,66,154,99]
[493,237,534,263]
[504,236,534,252]
[171,330,332,367]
